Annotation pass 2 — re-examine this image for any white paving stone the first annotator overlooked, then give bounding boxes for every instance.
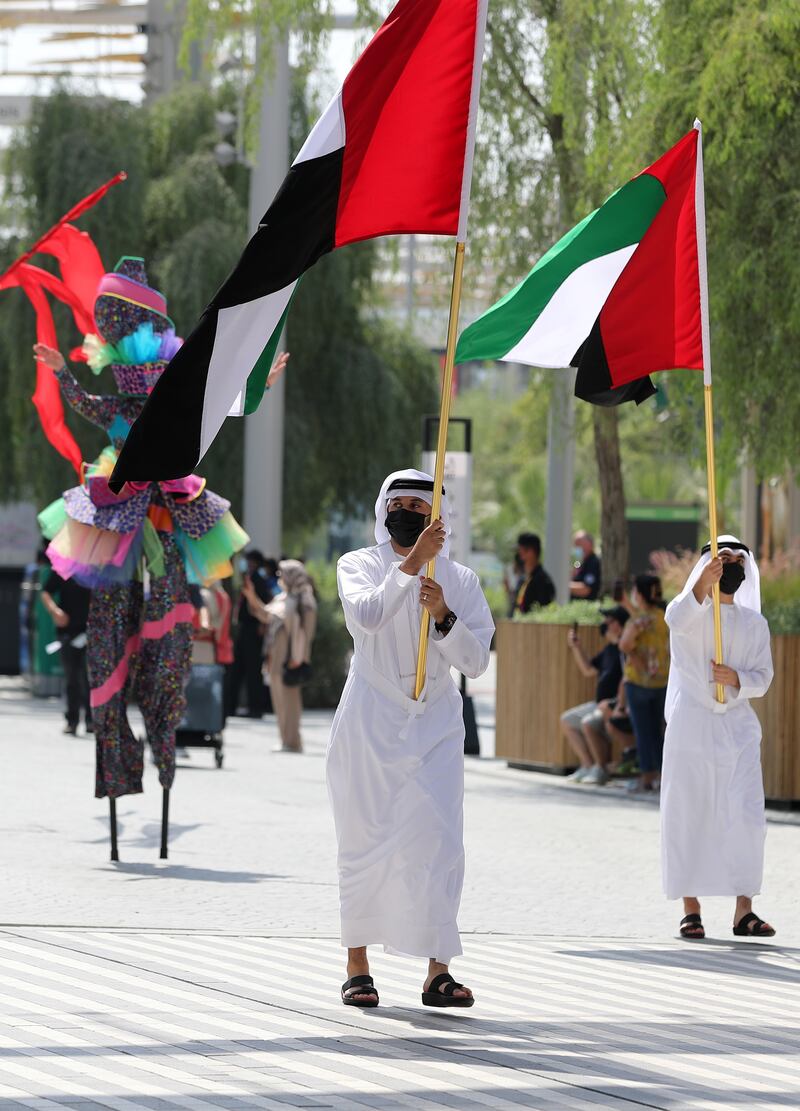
[1,674,799,1109]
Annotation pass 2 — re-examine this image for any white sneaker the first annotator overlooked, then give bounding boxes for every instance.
[583,765,608,786]
[566,766,591,783]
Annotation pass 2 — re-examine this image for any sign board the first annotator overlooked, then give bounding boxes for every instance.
[626,503,701,574]
[420,450,472,568]
[0,96,33,127]
[0,502,40,567]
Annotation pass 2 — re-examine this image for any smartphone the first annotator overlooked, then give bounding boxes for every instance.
[572,621,578,635]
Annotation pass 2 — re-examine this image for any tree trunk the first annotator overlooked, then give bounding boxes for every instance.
[592,406,629,594]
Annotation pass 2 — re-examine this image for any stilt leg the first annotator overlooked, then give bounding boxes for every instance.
[160,787,169,860]
[109,797,119,862]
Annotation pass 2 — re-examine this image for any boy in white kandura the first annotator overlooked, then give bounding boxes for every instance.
[661,536,775,940]
[327,469,494,1009]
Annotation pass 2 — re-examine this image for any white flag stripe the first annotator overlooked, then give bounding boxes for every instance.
[694,118,712,386]
[294,88,346,166]
[456,0,490,243]
[501,244,637,368]
[200,280,297,457]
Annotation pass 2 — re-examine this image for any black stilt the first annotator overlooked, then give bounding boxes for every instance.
[109,797,119,862]
[160,787,169,859]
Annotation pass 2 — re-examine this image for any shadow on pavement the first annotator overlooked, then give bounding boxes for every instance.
[557,943,800,985]
[92,861,282,883]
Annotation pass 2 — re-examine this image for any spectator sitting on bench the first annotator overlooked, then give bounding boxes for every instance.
[561,605,629,785]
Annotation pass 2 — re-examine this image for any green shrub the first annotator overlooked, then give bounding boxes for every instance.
[762,598,800,636]
[304,561,351,709]
[514,599,608,626]
[482,582,510,625]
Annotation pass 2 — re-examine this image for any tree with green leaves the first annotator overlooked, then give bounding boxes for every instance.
[644,0,800,489]
[471,0,660,591]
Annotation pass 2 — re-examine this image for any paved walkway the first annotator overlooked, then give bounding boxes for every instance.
[2,676,799,1109]
[1,928,799,1111]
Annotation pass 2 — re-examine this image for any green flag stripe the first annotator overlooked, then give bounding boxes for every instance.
[455,173,667,364]
[242,289,296,414]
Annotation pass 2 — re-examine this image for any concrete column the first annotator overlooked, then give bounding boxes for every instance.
[544,369,576,604]
[786,473,800,548]
[144,1,204,102]
[242,37,290,557]
[740,462,758,548]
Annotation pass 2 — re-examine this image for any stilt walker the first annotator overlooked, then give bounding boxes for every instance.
[34,258,254,860]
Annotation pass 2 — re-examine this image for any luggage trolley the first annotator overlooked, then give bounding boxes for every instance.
[175,662,226,767]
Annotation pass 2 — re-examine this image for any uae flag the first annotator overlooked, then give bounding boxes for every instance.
[456,124,710,405]
[111,0,488,489]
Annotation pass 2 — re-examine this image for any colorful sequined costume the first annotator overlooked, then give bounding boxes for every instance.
[39,257,247,798]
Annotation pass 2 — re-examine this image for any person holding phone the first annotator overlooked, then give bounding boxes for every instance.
[561,605,629,784]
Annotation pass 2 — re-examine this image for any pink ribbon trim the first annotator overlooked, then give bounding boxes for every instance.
[89,601,194,708]
[87,473,204,507]
[95,271,168,317]
[140,602,195,640]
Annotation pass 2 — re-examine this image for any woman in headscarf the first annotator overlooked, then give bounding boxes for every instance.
[242,559,317,753]
[326,468,494,1010]
[660,536,775,940]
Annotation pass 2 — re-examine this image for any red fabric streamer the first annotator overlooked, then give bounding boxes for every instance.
[0,172,126,474]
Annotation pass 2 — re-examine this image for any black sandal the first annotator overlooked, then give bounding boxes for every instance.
[679,913,705,939]
[341,974,379,1008]
[422,972,475,1008]
[733,912,776,938]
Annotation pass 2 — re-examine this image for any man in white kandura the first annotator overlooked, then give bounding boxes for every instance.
[661,536,775,940]
[327,468,494,1009]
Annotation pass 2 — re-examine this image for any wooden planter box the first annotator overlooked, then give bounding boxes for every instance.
[496,620,800,803]
[754,634,800,803]
[496,620,604,772]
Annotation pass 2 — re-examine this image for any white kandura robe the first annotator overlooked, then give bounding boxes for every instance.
[327,540,494,962]
[661,590,773,899]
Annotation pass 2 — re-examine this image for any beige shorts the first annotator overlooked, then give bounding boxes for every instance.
[561,700,607,736]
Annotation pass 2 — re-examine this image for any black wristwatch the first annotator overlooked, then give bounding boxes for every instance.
[435,611,457,635]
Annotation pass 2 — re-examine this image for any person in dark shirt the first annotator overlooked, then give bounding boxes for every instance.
[561,605,629,784]
[41,570,92,736]
[226,549,277,718]
[570,530,602,601]
[513,532,556,613]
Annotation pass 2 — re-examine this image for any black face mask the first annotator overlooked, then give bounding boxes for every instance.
[719,562,745,595]
[385,508,428,548]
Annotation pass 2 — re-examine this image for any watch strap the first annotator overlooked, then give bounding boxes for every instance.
[434,611,457,634]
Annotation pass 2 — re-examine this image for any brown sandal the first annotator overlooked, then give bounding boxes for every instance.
[679,913,705,940]
[733,912,775,938]
[422,972,474,1008]
[341,974,379,1007]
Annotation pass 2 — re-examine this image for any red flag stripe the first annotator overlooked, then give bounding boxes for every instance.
[601,129,703,387]
[335,0,480,247]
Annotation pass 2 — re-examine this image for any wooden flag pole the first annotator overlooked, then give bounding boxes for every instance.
[414,241,466,700]
[694,119,724,704]
[704,384,725,703]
